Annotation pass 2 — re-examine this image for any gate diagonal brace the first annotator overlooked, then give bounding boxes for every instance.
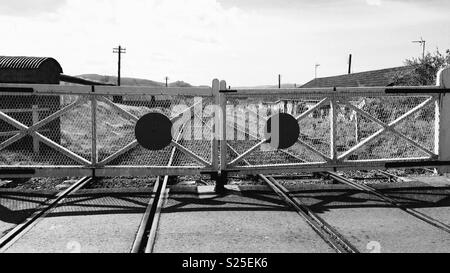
[337,97,437,160]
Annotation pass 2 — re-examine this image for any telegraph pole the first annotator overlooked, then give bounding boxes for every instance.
[278,74,281,89]
[348,54,352,74]
[113,45,126,103]
[165,76,169,87]
[113,45,126,86]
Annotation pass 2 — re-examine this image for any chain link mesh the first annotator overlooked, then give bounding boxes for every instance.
[224,93,436,166]
[0,93,214,168]
[343,95,435,160]
[0,94,91,165]
[0,91,438,171]
[97,94,214,167]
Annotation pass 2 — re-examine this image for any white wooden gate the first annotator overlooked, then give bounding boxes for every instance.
[1,67,449,178]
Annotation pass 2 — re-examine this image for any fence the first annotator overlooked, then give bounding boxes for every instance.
[0,67,449,178]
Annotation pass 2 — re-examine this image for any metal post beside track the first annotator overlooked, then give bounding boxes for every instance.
[436,67,450,174]
[215,80,228,192]
[211,79,220,175]
[330,96,337,164]
[91,87,98,172]
[32,104,40,154]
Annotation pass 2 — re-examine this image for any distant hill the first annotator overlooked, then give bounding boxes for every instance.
[76,74,193,87]
[236,83,299,89]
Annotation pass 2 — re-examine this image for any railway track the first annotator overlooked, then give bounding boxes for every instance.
[322,171,450,234]
[0,176,93,252]
[234,125,450,237]
[1,115,448,253]
[226,144,359,253]
[225,118,450,251]
[0,106,207,253]
[131,119,190,253]
[133,112,361,253]
[266,143,450,236]
[204,113,378,252]
[131,175,167,253]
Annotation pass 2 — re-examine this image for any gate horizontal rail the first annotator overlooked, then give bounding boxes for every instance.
[0,67,449,178]
[0,84,213,96]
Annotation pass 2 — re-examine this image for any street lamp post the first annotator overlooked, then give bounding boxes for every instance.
[412,37,426,59]
[315,64,321,79]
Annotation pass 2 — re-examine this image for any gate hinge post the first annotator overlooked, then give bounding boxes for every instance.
[436,67,450,174]
[213,171,227,193]
[215,80,228,192]
[211,79,220,171]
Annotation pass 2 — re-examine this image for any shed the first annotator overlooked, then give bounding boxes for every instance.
[0,56,62,84]
[0,56,63,152]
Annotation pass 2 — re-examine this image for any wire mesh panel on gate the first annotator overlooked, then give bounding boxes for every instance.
[222,90,438,172]
[94,93,215,168]
[0,93,92,166]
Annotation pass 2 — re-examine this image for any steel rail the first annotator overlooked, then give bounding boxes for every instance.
[144,176,169,253]
[377,170,413,182]
[226,144,359,253]
[181,112,357,252]
[262,175,359,253]
[131,121,189,253]
[0,176,92,252]
[194,111,355,251]
[144,121,192,253]
[325,172,450,234]
[130,176,162,253]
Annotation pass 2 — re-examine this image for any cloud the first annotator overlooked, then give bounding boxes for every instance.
[31,0,247,83]
[366,0,382,6]
[182,34,220,45]
[0,0,67,16]
[218,0,348,10]
[0,0,449,86]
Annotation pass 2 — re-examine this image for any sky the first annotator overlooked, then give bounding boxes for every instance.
[0,0,449,87]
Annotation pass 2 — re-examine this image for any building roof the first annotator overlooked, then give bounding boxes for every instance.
[301,66,415,88]
[0,56,62,72]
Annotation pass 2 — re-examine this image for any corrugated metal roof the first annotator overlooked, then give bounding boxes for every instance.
[0,56,62,72]
[301,66,416,88]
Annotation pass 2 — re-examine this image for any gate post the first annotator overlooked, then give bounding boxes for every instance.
[211,79,220,171]
[214,80,228,192]
[219,80,228,171]
[436,67,450,174]
[91,89,98,170]
[32,104,40,154]
[330,97,338,163]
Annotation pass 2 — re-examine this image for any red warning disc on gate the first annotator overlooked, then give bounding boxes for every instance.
[264,113,300,150]
[135,113,173,151]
